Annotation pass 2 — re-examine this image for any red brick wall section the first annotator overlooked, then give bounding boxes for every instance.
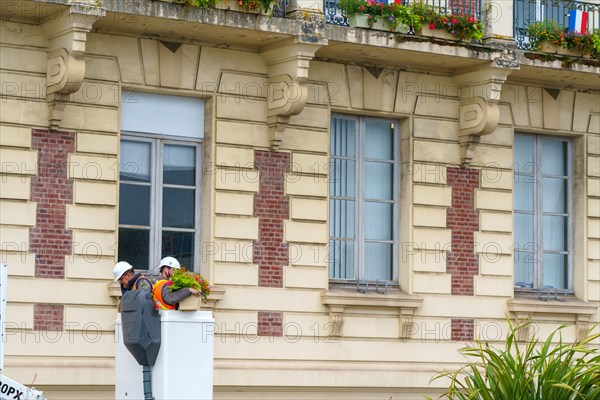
[446,167,480,296]
[30,129,75,279]
[253,150,290,288]
[34,304,64,331]
[451,318,474,341]
[257,311,283,337]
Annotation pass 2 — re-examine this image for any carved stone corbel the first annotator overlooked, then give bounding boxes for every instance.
[324,304,345,337]
[454,58,518,165]
[42,1,105,129]
[399,307,417,341]
[575,314,591,342]
[512,311,533,342]
[261,37,327,149]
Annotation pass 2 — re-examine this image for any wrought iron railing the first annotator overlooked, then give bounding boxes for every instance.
[514,0,600,49]
[273,0,287,17]
[325,0,482,27]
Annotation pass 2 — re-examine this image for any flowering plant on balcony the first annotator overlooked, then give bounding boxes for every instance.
[527,20,600,57]
[237,0,275,14]
[339,0,420,31]
[169,266,211,300]
[409,3,483,41]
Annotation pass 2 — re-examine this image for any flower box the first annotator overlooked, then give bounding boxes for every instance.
[216,0,274,14]
[415,26,455,41]
[348,14,370,28]
[178,294,205,311]
[539,41,583,57]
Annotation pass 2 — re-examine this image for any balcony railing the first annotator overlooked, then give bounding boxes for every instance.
[325,0,482,27]
[514,0,600,49]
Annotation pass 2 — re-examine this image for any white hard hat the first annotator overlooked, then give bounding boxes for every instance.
[113,261,133,281]
[159,256,180,270]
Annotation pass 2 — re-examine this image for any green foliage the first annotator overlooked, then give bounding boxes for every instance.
[179,0,219,8]
[527,20,600,56]
[408,2,483,41]
[425,319,600,400]
[169,267,211,300]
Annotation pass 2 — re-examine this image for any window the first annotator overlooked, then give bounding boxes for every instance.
[328,115,398,282]
[514,134,572,290]
[119,92,204,271]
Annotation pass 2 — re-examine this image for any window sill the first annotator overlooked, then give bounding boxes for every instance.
[507,297,598,340]
[321,288,423,339]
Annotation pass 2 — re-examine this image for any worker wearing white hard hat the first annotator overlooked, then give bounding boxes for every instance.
[113,261,152,296]
[152,256,201,310]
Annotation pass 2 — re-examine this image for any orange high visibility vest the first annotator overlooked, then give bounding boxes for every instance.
[152,280,176,310]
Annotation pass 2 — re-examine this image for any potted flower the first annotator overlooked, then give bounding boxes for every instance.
[525,20,600,58]
[339,0,370,27]
[408,3,482,41]
[169,266,211,310]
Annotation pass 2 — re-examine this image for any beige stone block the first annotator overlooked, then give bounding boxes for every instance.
[215,146,255,168]
[284,266,327,289]
[413,228,451,251]
[413,272,451,294]
[413,206,446,228]
[289,106,330,130]
[527,86,543,128]
[305,82,331,106]
[67,154,117,181]
[363,69,397,113]
[475,189,512,211]
[65,306,117,331]
[590,115,600,134]
[216,95,266,123]
[413,140,459,164]
[84,55,120,82]
[61,104,119,133]
[474,276,513,297]
[0,201,35,226]
[589,156,600,178]
[588,260,600,281]
[215,120,268,147]
[0,125,32,148]
[308,61,350,108]
[290,198,327,221]
[347,65,364,109]
[343,314,399,339]
[394,71,420,114]
[479,126,513,147]
[218,72,266,98]
[0,98,47,127]
[140,39,159,86]
[71,81,120,108]
[65,255,114,280]
[574,94,600,132]
[284,220,327,244]
[0,148,37,175]
[67,205,116,231]
[542,90,574,131]
[412,250,447,273]
[72,230,117,257]
[589,135,600,155]
[210,239,254,263]
[587,281,600,301]
[497,103,513,125]
[411,162,447,185]
[214,216,258,240]
[87,33,143,84]
[286,175,327,198]
[76,132,118,155]
[500,85,529,127]
[1,21,46,47]
[589,218,600,239]
[413,118,457,141]
[479,254,513,276]
[0,226,29,251]
[588,239,600,260]
[589,198,600,218]
[480,211,512,232]
[6,303,34,329]
[288,243,327,267]
[0,47,46,74]
[291,153,328,176]
[480,168,512,190]
[196,47,266,92]
[213,263,258,286]
[589,178,600,197]
[472,145,513,169]
[215,286,323,312]
[6,330,115,357]
[215,191,254,216]
[0,175,31,200]
[0,72,46,101]
[280,128,328,153]
[160,43,198,89]
[214,311,258,335]
[7,278,114,306]
[1,252,35,276]
[474,232,513,255]
[74,181,117,206]
[413,184,451,207]
[414,96,458,119]
[214,167,259,192]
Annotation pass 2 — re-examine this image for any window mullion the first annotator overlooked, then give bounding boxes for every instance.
[535,136,543,289]
[356,117,364,281]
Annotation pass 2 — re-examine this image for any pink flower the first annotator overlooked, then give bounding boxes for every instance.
[469,16,475,22]
[452,18,457,24]
[444,18,448,23]
[429,22,435,30]
[359,5,365,10]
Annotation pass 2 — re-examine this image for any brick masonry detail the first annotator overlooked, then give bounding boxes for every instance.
[451,318,474,341]
[34,304,64,331]
[257,311,283,337]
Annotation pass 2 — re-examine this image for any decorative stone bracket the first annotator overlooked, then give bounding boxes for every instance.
[321,289,423,340]
[508,298,598,341]
[261,36,327,149]
[454,57,519,165]
[42,1,105,129]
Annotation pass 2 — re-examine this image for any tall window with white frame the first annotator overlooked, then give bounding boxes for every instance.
[119,91,204,272]
[328,115,398,283]
[514,134,572,291]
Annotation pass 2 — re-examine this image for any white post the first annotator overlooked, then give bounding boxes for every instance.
[0,264,7,371]
[114,314,144,399]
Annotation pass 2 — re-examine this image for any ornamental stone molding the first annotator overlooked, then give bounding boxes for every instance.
[42,0,105,129]
[454,56,519,165]
[261,35,327,149]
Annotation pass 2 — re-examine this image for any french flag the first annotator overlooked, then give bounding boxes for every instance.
[569,10,588,33]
